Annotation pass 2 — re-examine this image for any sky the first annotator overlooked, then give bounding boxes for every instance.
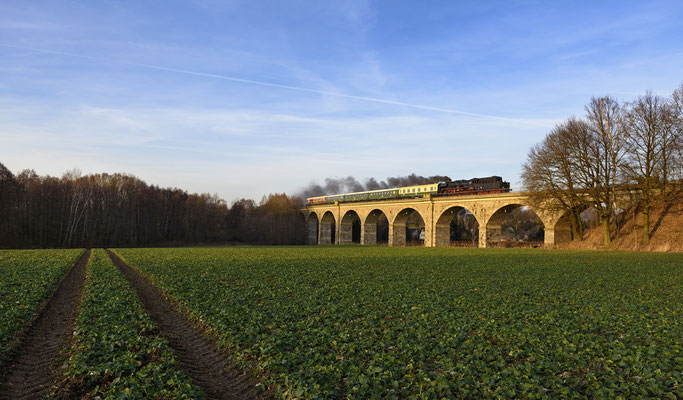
[1,0,682,202]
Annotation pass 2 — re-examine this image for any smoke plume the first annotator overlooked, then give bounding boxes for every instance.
[296,173,452,198]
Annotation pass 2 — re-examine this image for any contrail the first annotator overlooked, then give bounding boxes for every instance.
[1,43,546,125]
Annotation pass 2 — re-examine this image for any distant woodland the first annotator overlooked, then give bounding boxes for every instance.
[0,164,305,248]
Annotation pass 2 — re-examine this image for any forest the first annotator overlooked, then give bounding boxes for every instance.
[0,165,305,248]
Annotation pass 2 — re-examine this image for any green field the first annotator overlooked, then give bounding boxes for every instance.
[114,247,683,399]
[0,248,83,361]
[60,249,202,398]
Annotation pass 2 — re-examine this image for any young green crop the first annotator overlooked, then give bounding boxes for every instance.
[116,247,683,399]
[60,249,203,399]
[0,249,83,361]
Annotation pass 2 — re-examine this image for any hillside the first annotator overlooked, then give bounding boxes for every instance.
[561,190,683,252]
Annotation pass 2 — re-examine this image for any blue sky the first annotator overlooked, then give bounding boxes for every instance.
[1,1,682,201]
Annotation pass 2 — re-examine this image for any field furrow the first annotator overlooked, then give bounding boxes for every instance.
[0,249,85,359]
[56,249,204,399]
[0,250,89,400]
[108,250,263,400]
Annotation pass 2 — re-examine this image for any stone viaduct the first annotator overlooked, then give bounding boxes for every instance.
[302,192,573,248]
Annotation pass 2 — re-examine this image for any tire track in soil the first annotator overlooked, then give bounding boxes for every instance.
[0,250,90,400]
[107,250,263,400]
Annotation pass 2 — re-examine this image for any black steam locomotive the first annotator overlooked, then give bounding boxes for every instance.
[436,176,511,196]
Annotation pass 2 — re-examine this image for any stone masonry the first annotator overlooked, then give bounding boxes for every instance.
[303,192,573,248]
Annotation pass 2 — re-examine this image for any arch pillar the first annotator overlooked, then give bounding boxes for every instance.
[424,214,434,247]
[319,220,333,244]
[424,225,434,247]
[363,221,375,245]
[479,227,488,248]
[388,223,397,247]
[476,203,498,248]
[339,224,352,244]
[474,206,493,248]
[336,205,342,245]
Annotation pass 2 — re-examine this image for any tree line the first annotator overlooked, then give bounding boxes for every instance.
[0,165,305,248]
[522,84,683,245]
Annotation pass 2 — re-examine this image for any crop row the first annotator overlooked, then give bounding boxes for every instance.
[0,249,83,362]
[58,249,203,398]
[116,247,682,399]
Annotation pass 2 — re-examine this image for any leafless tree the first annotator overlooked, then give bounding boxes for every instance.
[623,91,670,244]
[523,97,628,246]
[523,87,683,247]
[670,84,683,181]
[522,118,589,240]
[579,96,628,245]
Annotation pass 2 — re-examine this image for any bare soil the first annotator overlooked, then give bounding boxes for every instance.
[0,250,90,400]
[106,250,263,400]
[561,190,683,252]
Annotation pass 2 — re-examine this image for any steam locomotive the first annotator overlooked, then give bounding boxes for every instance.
[306,176,511,205]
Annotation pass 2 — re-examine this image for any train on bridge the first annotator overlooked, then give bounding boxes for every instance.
[306,176,511,205]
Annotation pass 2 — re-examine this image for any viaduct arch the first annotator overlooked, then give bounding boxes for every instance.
[303,192,574,248]
[363,209,389,245]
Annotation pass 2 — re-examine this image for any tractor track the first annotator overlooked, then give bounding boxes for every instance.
[107,250,262,400]
[0,250,90,400]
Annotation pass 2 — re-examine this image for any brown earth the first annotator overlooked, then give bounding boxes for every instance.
[561,190,683,252]
[106,250,263,400]
[0,250,90,400]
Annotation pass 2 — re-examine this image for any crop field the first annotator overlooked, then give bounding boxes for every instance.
[113,247,682,399]
[0,246,680,398]
[59,249,202,398]
[0,248,83,361]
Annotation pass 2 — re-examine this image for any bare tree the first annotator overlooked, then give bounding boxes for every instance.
[580,96,628,246]
[0,163,19,247]
[522,118,589,240]
[524,97,628,246]
[623,91,670,244]
[670,84,683,181]
[62,170,92,247]
[522,87,683,248]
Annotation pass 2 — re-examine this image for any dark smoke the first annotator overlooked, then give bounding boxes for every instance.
[296,173,452,198]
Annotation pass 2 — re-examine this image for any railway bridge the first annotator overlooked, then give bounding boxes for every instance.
[302,192,574,248]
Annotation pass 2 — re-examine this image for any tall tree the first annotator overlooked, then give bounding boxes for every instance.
[521,118,589,240]
[670,84,683,181]
[0,163,19,246]
[580,96,628,246]
[623,91,669,244]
